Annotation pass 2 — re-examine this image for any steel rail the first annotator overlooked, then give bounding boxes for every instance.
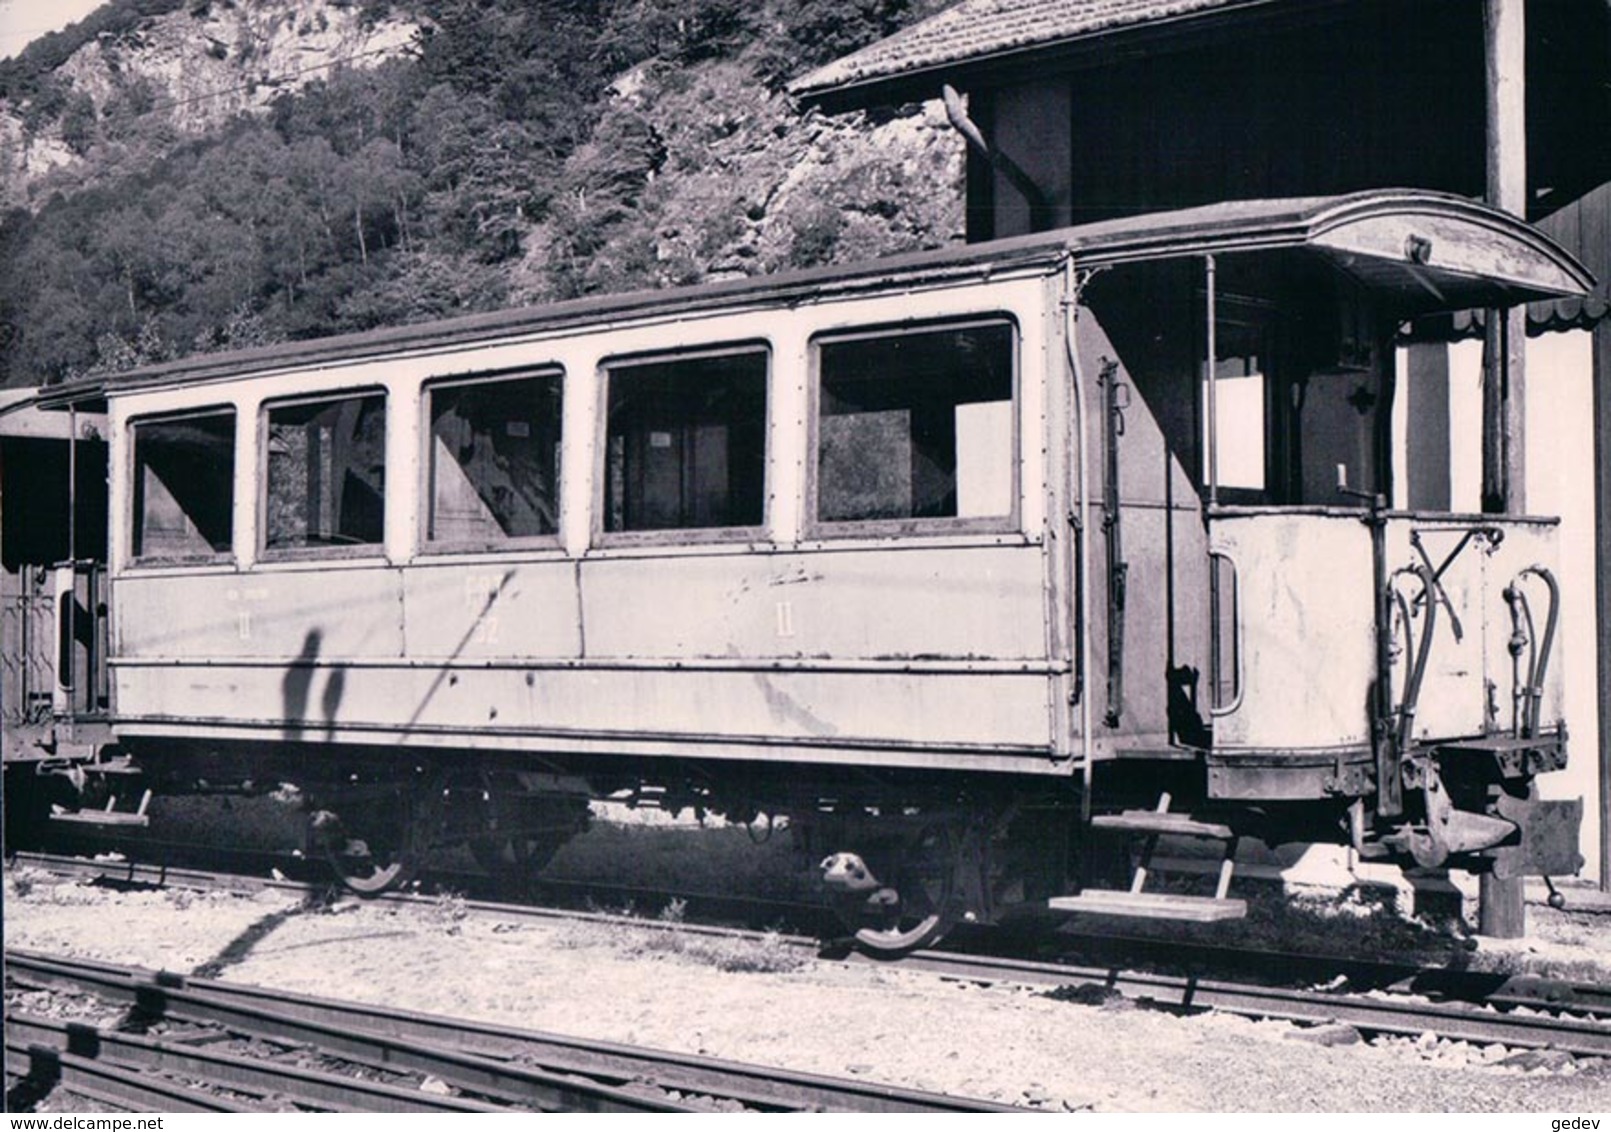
[5,951,1025,1113]
[6,955,703,1113]
[1038,929,1611,1018]
[884,949,1611,1058]
[4,1036,258,1113]
[9,850,311,897]
[5,1015,503,1113]
[8,849,825,943]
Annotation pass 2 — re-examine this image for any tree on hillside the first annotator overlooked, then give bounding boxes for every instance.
[0,0,957,385]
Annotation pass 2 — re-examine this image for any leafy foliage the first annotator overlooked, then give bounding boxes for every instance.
[0,0,957,385]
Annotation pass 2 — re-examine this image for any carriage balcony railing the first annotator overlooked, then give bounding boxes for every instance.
[2,566,56,731]
[1204,506,1562,755]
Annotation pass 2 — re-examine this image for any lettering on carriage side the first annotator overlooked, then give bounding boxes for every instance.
[230,586,268,640]
[464,572,504,644]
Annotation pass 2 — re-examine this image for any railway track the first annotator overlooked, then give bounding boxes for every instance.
[11,850,1611,1061]
[1033,930,1611,1018]
[18,845,829,934]
[5,951,1024,1113]
[889,950,1611,1058]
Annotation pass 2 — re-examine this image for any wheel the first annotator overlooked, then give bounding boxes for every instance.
[328,838,417,895]
[848,823,960,958]
[317,779,438,896]
[854,906,954,956]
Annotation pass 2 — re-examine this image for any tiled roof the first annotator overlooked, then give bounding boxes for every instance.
[791,0,1271,101]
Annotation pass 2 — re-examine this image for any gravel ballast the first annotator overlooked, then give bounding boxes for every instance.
[5,859,1611,1113]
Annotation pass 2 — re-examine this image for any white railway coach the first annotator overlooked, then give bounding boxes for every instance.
[11,189,1594,953]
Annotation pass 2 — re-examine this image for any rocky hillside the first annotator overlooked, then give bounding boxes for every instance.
[0,0,962,386]
[0,0,420,207]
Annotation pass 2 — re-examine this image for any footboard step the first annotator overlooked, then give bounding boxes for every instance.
[1049,890,1247,921]
[48,810,150,828]
[48,787,152,828]
[1089,811,1234,839]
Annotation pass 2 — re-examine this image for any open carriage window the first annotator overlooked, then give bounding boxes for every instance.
[1202,314,1269,497]
[1201,279,1386,506]
[264,391,386,554]
[426,371,562,547]
[602,347,767,536]
[813,320,1016,531]
[131,409,235,562]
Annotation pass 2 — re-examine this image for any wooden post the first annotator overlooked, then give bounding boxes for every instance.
[1481,0,1528,515]
[1596,316,1611,893]
[1478,0,1527,938]
[1480,311,1526,514]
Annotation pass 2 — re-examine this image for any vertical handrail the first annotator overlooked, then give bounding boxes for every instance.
[1062,257,1095,823]
[1391,564,1438,752]
[1367,497,1401,817]
[1207,551,1243,717]
[1101,359,1128,728]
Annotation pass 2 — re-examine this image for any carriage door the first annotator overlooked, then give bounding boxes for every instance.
[57,407,111,739]
[53,560,111,729]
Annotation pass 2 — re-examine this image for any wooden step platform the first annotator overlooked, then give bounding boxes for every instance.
[1089,811,1234,839]
[1049,889,1247,922]
[48,787,152,829]
[85,760,144,776]
[49,810,150,828]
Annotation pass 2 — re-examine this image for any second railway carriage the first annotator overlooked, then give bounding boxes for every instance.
[17,188,1594,952]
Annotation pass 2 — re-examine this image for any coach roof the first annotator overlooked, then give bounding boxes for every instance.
[38,189,1592,410]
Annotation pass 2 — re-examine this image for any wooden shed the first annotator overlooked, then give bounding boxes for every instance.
[795,0,1611,894]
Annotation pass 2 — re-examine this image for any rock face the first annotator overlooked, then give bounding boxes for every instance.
[521,60,964,301]
[0,112,73,188]
[1,0,419,208]
[60,1,417,128]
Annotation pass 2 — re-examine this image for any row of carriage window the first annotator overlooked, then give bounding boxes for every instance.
[131,320,1017,564]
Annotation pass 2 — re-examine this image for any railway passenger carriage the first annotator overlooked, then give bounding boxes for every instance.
[2,189,1594,952]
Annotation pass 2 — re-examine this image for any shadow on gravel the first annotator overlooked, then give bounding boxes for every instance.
[1041,981,1184,1015]
[191,891,329,978]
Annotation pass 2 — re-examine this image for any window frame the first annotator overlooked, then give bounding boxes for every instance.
[126,404,239,569]
[417,367,566,557]
[258,387,390,563]
[1198,293,1277,506]
[593,340,772,549]
[804,315,1022,541]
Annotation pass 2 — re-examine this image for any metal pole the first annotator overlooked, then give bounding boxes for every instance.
[67,405,77,567]
[66,404,79,719]
[1205,255,1218,509]
[1595,316,1611,892]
